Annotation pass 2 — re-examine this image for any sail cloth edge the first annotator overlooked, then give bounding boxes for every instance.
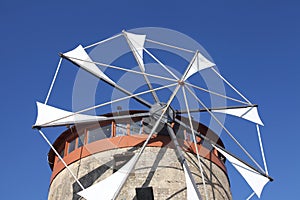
[33,102,106,128]
[213,145,269,198]
[62,45,114,84]
[183,164,202,200]
[183,51,215,81]
[77,154,138,200]
[211,106,264,126]
[124,32,146,72]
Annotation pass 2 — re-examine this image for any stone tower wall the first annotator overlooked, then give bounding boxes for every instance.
[48,147,231,200]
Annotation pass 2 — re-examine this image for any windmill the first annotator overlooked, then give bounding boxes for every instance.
[33,28,273,200]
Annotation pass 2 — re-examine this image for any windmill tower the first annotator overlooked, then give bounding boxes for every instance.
[45,112,231,199]
[33,28,272,200]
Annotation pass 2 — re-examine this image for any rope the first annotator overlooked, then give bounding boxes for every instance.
[185,82,249,105]
[185,85,265,173]
[256,124,269,175]
[38,130,85,190]
[45,58,62,104]
[146,38,195,53]
[143,48,180,80]
[211,67,251,104]
[83,33,122,49]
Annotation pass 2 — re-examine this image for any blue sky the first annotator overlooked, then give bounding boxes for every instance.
[0,0,299,199]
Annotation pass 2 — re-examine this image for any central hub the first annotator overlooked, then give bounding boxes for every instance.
[178,80,185,85]
[149,102,175,123]
[142,103,176,135]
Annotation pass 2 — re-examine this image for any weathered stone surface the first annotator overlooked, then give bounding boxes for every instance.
[49,147,231,200]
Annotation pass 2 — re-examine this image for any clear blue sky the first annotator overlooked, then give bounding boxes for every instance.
[0,0,299,199]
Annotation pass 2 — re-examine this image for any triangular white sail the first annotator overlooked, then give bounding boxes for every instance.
[213,145,269,198]
[125,32,146,71]
[77,154,138,200]
[34,102,106,128]
[184,52,215,81]
[183,164,202,200]
[63,45,114,84]
[211,106,264,126]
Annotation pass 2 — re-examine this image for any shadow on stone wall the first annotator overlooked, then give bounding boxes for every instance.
[184,151,231,200]
[71,137,230,200]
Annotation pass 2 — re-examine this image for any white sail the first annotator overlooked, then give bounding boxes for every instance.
[124,32,146,71]
[211,106,264,126]
[77,154,138,200]
[63,45,114,84]
[34,102,106,128]
[183,164,202,200]
[213,145,269,198]
[184,52,215,81]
